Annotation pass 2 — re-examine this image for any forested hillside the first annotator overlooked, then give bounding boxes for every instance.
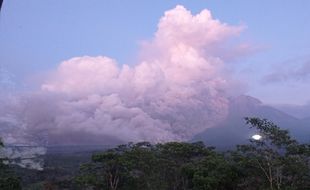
[1,118,309,190]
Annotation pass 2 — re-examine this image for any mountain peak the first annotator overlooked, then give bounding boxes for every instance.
[230,95,262,106]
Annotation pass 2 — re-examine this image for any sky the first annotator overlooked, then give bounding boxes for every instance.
[1,0,310,105]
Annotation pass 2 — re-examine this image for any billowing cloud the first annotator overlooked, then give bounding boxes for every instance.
[0,5,247,145]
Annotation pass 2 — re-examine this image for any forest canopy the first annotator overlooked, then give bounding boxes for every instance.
[0,118,309,190]
[76,118,310,190]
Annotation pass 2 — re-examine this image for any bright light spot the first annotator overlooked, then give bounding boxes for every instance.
[252,134,262,140]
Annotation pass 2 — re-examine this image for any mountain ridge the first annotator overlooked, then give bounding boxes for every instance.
[193,95,310,149]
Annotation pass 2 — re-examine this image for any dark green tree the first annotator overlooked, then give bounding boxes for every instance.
[77,141,233,190]
[154,141,213,190]
[190,153,236,190]
[76,118,309,190]
[120,142,164,190]
[231,117,310,190]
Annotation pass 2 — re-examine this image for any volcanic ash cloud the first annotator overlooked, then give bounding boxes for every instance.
[0,5,246,145]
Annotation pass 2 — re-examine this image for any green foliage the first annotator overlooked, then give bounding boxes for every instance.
[1,118,308,189]
[230,117,310,190]
[77,118,309,190]
[77,141,232,190]
[191,153,236,190]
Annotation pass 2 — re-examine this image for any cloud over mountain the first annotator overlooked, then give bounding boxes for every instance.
[0,5,248,145]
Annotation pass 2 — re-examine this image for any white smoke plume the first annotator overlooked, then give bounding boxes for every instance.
[0,5,248,145]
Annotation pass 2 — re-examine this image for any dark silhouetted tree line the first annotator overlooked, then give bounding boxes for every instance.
[75,118,310,190]
[0,118,309,189]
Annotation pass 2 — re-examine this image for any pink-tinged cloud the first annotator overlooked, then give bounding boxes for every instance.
[0,5,248,145]
[155,5,242,48]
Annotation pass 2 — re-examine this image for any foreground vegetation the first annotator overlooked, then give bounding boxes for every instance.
[1,117,309,190]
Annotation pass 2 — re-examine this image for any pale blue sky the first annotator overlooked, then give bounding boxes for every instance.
[1,0,310,105]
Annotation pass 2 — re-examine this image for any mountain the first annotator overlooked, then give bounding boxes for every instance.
[302,116,310,123]
[193,95,310,149]
[274,103,310,119]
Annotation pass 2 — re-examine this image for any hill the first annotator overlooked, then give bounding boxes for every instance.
[193,95,310,149]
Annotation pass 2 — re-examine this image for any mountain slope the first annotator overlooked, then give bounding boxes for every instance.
[275,104,310,119]
[193,95,310,149]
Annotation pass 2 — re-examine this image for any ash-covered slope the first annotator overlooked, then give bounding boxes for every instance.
[275,103,310,119]
[193,95,310,149]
